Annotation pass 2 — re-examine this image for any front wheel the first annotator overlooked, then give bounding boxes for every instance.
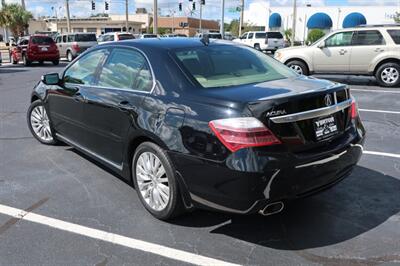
[132,142,184,220]
[254,44,261,50]
[27,100,57,145]
[286,60,309,76]
[52,60,59,65]
[11,55,18,64]
[375,63,400,87]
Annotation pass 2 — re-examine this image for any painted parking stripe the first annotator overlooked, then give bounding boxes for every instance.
[364,150,400,159]
[359,109,400,115]
[351,89,400,94]
[0,204,239,266]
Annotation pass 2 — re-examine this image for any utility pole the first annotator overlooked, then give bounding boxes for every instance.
[220,0,225,37]
[153,0,158,34]
[125,0,129,31]
[65,0,71,33]
[291,0,297,46]
[21,0,26,10]
[199,0,202,33]
[238,0,244,36]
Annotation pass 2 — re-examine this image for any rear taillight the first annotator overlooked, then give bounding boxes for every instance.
[209,117,281,152]
[349,98,358,119]
[72,42,80,51]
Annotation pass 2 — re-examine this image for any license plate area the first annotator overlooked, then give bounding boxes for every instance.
[40,47,48,51]
[313,115,338,141]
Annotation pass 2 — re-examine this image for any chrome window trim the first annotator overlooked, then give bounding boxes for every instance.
[270,98,352,124]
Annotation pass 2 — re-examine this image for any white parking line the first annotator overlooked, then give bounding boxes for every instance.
[351,89,400,94]
[0,204,239,266]
[364,150,400,159]
[359,108,400,115]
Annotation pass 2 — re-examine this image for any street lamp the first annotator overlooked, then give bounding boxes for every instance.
[303,3,311,44]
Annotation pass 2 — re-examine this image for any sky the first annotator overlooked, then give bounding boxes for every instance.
[2,0,399,22]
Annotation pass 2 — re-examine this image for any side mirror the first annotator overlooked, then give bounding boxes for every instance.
[41,73,60,85]
[317,41,325,49]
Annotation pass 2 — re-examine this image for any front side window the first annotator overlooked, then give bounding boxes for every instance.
[173,45,296,88]
[352,30,385,46]
[387,30,400,44]
[240,33,247,39]
[64,49,107,85]
[62,35,67,42]
[67,35,74,42]
[248,33,254,39]
[98,48,153,91]
[325,32,353,47]
[56,36,61,43]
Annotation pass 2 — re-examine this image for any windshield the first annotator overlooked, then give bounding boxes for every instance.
[173,45,297,88]
[74,34,97,42]
[31,36,54,44]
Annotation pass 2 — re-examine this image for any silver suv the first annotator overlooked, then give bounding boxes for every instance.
[275,25,400,87]
[55,33,98,62]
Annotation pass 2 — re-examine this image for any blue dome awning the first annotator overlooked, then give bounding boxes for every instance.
[269,13,282,28]
[307,12,333,29]
[343,12,367,28]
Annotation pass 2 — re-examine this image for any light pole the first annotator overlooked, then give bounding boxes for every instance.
[337,8,341,29]
[220,0,225,37]
[153,0,158,34]
[51,6,59,32]
[303,4,311,45]
[65,0,71,33]
[199,0,202,33]
[125,0,129,32]
[238,0,244,36]
[291,0,297,46]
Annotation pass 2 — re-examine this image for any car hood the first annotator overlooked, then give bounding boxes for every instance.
[198,76,342,104]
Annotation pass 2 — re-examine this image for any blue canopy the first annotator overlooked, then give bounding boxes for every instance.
[269,13,282,28]
[307,12,333,29]
[343,12,367,28]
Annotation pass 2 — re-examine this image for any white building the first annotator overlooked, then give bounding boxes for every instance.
[244,4,400,43]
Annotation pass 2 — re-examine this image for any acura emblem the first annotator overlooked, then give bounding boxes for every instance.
[324,94,333,106]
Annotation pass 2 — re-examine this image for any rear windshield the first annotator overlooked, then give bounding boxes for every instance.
[267,32,283,39]
[173,45,296,88]
[31,36,54,44]
[74,34,97,42]
[208,33,222,39]
[118,34,135,40]
[255,32,266,38]
[387,30,400,44]
[143,34,157,38]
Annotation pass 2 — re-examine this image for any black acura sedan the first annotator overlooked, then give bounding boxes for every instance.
[27,38,365,220]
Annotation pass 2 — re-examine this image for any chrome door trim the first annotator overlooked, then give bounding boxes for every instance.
[270,98,352,124]
[56,133,123,171]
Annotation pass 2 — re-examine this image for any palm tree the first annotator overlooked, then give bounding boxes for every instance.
[0,3,33,37]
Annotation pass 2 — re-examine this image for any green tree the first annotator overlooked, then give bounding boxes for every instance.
[0,4,33,37]
[394,12,400,23]
[284,28,292,44]
[307,29,325,44]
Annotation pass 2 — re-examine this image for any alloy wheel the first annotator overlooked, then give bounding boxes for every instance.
[136,151,170,211]
[30,105,53,142]
[381,67,399,85]
[290,64,303,75]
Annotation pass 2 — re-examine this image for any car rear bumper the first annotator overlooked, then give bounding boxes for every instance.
[28,53,59,61]
[170,128,365,214]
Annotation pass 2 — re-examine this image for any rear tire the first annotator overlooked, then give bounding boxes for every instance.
[27,100,57,145]
[22,54,31,66]
[375,62,400,87]
[11,55,17,64]
[52,60,59,66]
[286,60,309,76]
[132,142,184,220]
[38,60,44,65]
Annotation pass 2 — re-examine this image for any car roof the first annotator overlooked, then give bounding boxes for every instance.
[99,38,239,51]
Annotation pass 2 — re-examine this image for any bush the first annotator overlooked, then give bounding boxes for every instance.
[307,29,325,44]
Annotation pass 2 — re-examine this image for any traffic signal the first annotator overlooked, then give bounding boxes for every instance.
[192,2,195,10]
[201,0,205,4]
[105,1,109,10]
[178,3,182,11]
[91,0,95,10]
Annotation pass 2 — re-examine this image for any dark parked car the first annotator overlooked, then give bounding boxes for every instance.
[11,35,59,66]
[27,39,365,220]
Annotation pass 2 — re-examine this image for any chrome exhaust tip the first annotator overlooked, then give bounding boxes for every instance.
[259,201,284,216]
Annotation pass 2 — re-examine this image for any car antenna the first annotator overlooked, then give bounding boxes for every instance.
[200,34,209,46]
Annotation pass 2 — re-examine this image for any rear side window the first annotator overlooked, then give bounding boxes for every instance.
[64,49,107,85]
[255,32,266,39]
[98,48,153,92]
[173,45,296,88]
[103,35,114,42]
[118,34,135,40]
[143,34,157,38]
[387,30,400,44]
[352,30,385,45]
[67,35,74,42]
[267,32,283,39]
[75,34,97,42]
[31,36,54,44]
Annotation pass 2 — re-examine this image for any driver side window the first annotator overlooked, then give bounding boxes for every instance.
[64,49,107,85]
[325,32,353,47]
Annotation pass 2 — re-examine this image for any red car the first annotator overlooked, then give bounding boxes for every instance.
[10,35,59,66]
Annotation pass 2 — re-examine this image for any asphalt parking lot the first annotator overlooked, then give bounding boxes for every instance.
[0,62,399,265]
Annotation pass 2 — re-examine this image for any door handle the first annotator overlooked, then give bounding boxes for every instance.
[118,101,136,112]
[73,92,86,103]
[339,49,347,55]
[374,48,384,52]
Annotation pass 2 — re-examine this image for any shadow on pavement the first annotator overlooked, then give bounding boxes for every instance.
[314,75,380,86]
[174,166,400,250]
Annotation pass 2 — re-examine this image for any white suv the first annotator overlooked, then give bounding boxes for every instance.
[275,25,400,87]
[234,31,284,53]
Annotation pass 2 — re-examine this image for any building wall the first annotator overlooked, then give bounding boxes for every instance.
[157,17,219,36]
[244,4,400,42]
[110,13,152,31]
